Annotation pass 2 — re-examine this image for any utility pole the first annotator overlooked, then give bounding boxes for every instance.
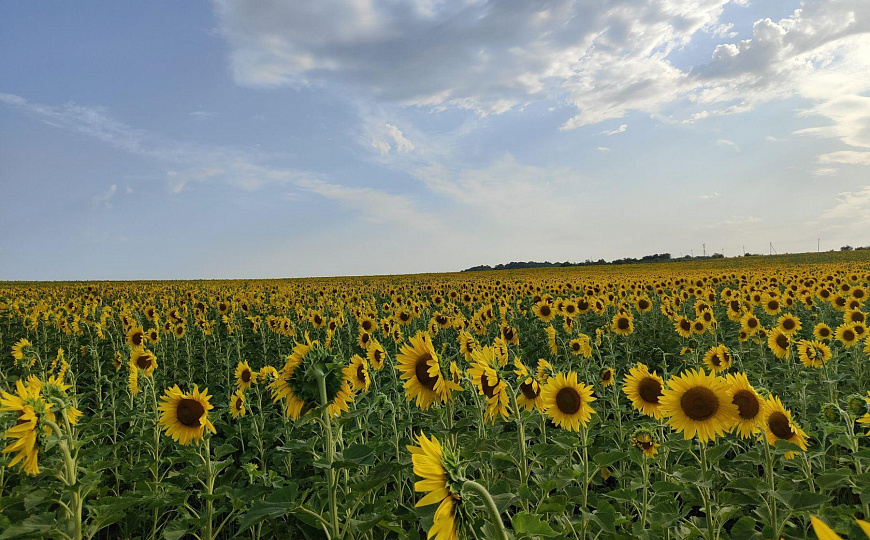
[742,245,745,257]
[703,243,706,257]
[818,238,820,253]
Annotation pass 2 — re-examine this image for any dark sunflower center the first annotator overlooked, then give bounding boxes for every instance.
[680,320,691,331]
[768,301,779,311]
[776,334,789,349]
[710,354,720,366]
[131,332,143,346]
[617,318,630,330]
[680,387,719,421]
[843,330,855,341]
[602,371,612,382]
[414,353,438,390]
[768,411,794,439]
[520,381,539,400]
[732,390,760,419]
[503,328,514,340]
[356,364,366,383]
[176,398,205,427]
[136,354,152,369]
[540,305,551,317]
[783,319,795,330]
[313,315,323,325]
[748,318,758,328]
[556,387,582,415]
[639,300,650,310]
[241,369,251,383]
[572,342,581,351]
[638,440,653,450]
[373,350,383,362]
[820,327,830,337]
[481,373,499,398]
[362,321,373,331]
[638,377,662,404]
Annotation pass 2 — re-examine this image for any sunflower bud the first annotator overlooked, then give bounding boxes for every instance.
[847,394,868,416]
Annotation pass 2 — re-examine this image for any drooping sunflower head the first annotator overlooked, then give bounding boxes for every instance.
[396,332,458,411]
[229,390,246,419]
[541,371,596,432]
[157,384,216,446]
[622,363,665,419]
[761,395,808,459]
[660,369,739,443]
[407,432,462,540]
[366,339,387,370]
[724,372,762,439]
[467,347,510,422]
[343,354,370,393]
[11,338,34,363]
[630,428,659,458]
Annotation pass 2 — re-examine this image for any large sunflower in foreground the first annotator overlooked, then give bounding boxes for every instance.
[407,433,460,540]
[724,372,763,439]
[622,363,665,419]
[761,395,807,459]
[660,369,738,443]
[0,378,54,475]
[396,332,460,411]
[157,384,216,446]
[541,372,596,432]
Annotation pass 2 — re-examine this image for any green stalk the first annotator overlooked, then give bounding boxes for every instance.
[761,438,779,538]
[699,442,716,540]
[461,480,509,540]
[315,368,341,539]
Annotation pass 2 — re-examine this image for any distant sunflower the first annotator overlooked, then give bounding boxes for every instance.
[725,372,762,439]
[702,344,732,373]
[630,428,659,458]
[367,339,387,370]
[11,338,33,363]
[675,317,693,339]
[545,325,557,356]
[500,323,519,346]
[126,327,146,348]
[343,354,370,393]
[568,335,592,358]
[229,390,246,419]
[599,367,615,387]
[623,363,665,419]
[541,372,596,432]
[740,313,761,336]
[130,349,158,377]
[767,329,791,359]
[513,359,543,411]
[813,323,833,341]
[797,340,832,368]
[235,360,256,390]
[776,313,802,336]
[611,313,634,336]
[659,369,738,443]
[157,385,216,446]
[532,301,556,323]
[761,395,807,459]
[835,323,859,348]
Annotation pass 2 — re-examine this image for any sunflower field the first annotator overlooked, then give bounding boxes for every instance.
[1,252,870,540]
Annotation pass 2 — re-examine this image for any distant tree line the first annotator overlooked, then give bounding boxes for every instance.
[462,252,731,272]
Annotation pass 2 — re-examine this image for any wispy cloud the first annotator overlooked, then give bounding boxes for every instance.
[601,124,627,136]
[716,139,740,152]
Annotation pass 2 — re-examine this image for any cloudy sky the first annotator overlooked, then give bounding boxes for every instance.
[1,0,869,280]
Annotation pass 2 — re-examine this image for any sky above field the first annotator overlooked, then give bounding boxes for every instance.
[1,1,870,280]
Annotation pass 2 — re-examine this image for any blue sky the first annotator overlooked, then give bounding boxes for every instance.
[2,0,869,280]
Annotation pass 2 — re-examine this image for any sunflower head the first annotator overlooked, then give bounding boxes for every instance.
[660,369,739,443]
[623,363,665,419]
[630,428,659,458]
[541,371,596,432]
[157,384,216,446]
[761,395,808,459]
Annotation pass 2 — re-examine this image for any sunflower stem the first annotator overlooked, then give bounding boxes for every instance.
[761,437,779,538]
[698,441,717,540]
[461,480,508,540]
[315,367,341,539]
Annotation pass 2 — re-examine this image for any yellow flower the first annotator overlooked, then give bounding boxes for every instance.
[659,369,738,443]
[541,372,596,432]
[622,363,665,419]
[157,385,216,446]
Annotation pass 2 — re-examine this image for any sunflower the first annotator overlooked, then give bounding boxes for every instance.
[173,324,186,339]
[857,392,870,435]
[797,340,832,368]
[0,378,53,475]
[343,354,370,393]
[235,360,256,390]
[367,339,387,370]
[835,323,859,348]
[767,329,791,359]
[157,385,216,446]
[467,347,510,422]
[532,301,556,323]
[407,433,459,540]
[458,331,477,362]
[500,323,519,346]
[760,395,807,459]
[269,342,310,420]
[776,313,802,336]
[702,344,732,373]
[147,328,160,344]
[568,335,592,358]
[545,325,557,356]
[659,369,738,443]
[229,390,246,419]
[599,367,615,387]
[396,332,459,411]
[674,317,693,338]
[630,428,659,458]
[541,372,596,432]
[740,312,761,336]
[11,338,33,363]
[724,372,762,439]
[611,313,634,336]
[813,323,833,341]
[622,363,665,419]
[130,348,158,377]
[126,327,146,348]
[762,295,782,316]
[513,359,543,411]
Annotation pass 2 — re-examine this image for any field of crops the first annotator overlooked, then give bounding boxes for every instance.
[1,252,870,540]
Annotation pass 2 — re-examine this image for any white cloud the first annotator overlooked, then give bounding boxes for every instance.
[716,139,740,151]
[92,184,117,208]
[719,215,760,227]
[811,167,839,176]
[597,146,611,151]
[602,124,627,136]
[699,192,721,200]
[821,185,870,225]
[819,151,870,165]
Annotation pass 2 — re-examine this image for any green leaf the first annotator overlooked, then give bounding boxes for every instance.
[593,451,628,468]
[776,491,830,512]
[512,512,559,538]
